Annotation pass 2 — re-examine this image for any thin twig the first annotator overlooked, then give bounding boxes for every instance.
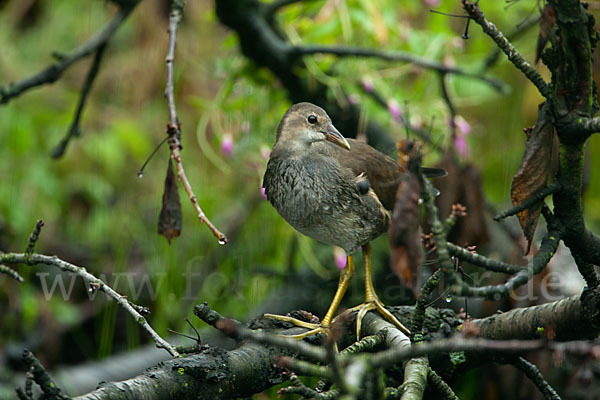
[512,357,562,400]
[494,182,561,221]
[0,264,24,282]
[0,3,138,104]
[454,229,562,299]
[461,0,551,98]
[439,72,457,138]
[481,15,541,71]
[411,269,442,337]
[25,220,44,255]
[163,1,227,244]
[447,242,524,274]
[427,368,458,400]
[0,252,179,357]
[292,45,506,91]
[22,350,70,400]
[51,43,108,158]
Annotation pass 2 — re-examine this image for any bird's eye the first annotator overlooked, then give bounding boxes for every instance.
[307,115,318,124]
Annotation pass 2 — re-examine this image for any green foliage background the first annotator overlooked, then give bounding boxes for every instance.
[0,0,599,397]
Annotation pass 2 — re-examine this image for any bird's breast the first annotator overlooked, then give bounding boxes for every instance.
[263,155,389,254]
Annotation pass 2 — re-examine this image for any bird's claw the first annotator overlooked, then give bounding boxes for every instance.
[262,313,330,339]
[335,299,410,339]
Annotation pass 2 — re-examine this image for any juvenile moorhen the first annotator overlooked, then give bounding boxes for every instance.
[263,102,442,339]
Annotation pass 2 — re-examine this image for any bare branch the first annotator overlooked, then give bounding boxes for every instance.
[163,1,227,244]
[461,0,551,98]
[51,43,108,158]
[291,45,507,91]
[0,252,179,357]
[0,4,138,104]
[0,263,24,282]
[21,350,70,400]
[447,242,524,274]
[25,219,44,254]
[494,182,561,221]
[454,229,561,299]
[511,357,561,400]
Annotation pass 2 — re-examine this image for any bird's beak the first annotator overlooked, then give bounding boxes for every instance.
[325,122,351,151]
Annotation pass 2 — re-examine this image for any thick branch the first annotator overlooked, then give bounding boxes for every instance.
[471,288,600,341]
[400,357,429,400]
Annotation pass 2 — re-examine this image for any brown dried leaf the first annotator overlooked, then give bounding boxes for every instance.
[158,158,182,243]
[511,104,555,252]
[536,4,556,63]
[389,150,423,293]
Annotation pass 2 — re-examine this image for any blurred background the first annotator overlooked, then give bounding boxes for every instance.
[1,0,599,398]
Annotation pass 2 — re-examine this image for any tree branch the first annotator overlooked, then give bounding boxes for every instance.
[454,229,561,300]
[511,357,561,400]
[0,252,179,357]
[163,0,227,244]
[494,182,561,221]
[400,357,429,400]
[447,242,524,274]
[461,0,551,98]
[51,43,108,158]
[290,45,506,91]
[0,3,138,104]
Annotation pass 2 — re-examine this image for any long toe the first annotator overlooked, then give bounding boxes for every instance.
[262,313,329,339]
[335,300,410,339]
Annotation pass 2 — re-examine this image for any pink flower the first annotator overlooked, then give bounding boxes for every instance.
[334,247,347,270]
[455,115,472,136]
[387,99,402,122]
[260,187,267,199]
[221,133,234,157]
[260,145,271,160]
[454,134,469,158]
[451,116,472,158]
[424,0,441,6]
[362,77,374,93]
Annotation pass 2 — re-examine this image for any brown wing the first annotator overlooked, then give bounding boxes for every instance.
[329,138,403,211]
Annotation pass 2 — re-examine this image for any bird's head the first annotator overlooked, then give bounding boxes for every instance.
[275,102,351,151]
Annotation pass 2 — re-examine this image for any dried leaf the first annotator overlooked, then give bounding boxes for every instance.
[511,103,555,252]
[536,4,556,63]
[389,150,423,293]
[158,158,182,243]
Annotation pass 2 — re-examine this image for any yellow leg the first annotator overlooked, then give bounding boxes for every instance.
[337,243,410,339]
[264,256,355,339]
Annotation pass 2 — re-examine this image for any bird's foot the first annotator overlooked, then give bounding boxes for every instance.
[262,313,330,340]
[336,298,410,339]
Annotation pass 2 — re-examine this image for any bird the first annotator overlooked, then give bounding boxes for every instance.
[263,102,444,339]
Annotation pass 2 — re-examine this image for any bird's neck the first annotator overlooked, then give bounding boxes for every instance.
[272,140,333,159]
